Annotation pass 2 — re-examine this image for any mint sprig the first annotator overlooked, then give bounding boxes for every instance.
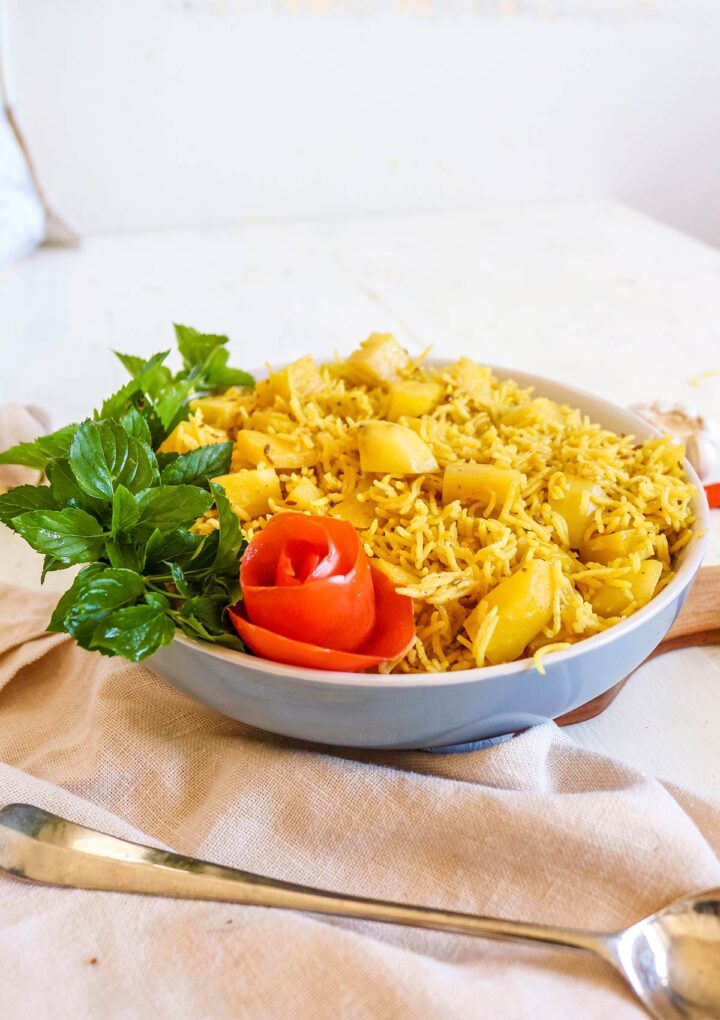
[0,326,253,661]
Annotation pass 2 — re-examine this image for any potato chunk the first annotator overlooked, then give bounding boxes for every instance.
[464,560,554,664]
[188,396,242,432]
[373,560,417,587]
[234,430,316,469]
[549,476,605,548]
[331,493,375,529]
[358,421,438,474]
[386,380,443,421]
[285,477,324,510]
[590,560,663,617]
[346,333,410,385]
[257,355,323,404]
[580,529,648,565]
[453,358,492,393]
[212,468,281,519]
[502,398,564,428]
[157,414,228,455]
[442,463,525,507]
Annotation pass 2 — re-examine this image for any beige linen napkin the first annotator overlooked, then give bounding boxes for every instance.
[0,403,51,490]
[0,583,718,1020]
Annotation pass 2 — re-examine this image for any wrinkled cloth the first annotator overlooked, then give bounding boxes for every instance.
[0,584,718,1020]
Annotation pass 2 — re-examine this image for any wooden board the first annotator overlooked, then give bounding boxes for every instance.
[556,565,720,727]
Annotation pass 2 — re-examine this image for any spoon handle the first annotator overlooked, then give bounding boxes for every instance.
[0,803,613,961]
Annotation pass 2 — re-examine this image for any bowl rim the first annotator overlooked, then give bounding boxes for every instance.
[171,360,710,688]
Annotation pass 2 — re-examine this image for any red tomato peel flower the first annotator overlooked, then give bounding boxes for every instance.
[229,564,415,672]
[240,513,375,651]
[229,512,415,671]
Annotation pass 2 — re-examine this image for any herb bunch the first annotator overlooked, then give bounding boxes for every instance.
[0,325,254,661]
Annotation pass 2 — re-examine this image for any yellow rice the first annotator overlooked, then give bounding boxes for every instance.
[188,350,697,674]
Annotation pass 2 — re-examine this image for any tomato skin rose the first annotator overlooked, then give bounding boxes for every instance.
[230,513,415,671]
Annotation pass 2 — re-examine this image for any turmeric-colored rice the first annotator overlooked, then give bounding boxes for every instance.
[179,336,696,674]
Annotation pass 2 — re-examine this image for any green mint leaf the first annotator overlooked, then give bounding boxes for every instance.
[133,350,173,400]
[12,508,105,563]
[199,346,254,390]
[114,351,146,376]
[186,528,220,572]
[156,452,180,471]
[105,536,144,571]
[100,352,172,420]
[69,419,159,500]
[41,555,67,582]
[155,378,195,431]
[0,485,58,526]
[98,378,143,421]
[175,612,246,651]
[210,482,246,575]
[63,567,146,646]
[129,396,165,449]
[114,349,172,393]
[209,365,255,389]
[120,407,153,447]
[111,484,140,535]
[48,563,107,632]
[160,442,233,488]
[0,423,78,469]
[90,603,175,660]
[174,324,228,370]
[134,485,213,536]
[180,593,228,632]
[46,458,108,518]
[168,562,191,597]
[202,570,241,605]
[144,527,202,569]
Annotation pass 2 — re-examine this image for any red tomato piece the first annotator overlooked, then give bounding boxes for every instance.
[240,513,376,651]
[705,483,720,509]
[229,566,415,672]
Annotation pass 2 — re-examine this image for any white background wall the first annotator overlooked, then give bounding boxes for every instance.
[4,0,720,245]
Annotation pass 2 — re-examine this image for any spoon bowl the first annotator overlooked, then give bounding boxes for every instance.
[614,887,720,1019]
[0,804,718,1019]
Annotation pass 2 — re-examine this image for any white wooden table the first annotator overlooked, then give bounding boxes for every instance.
[1,199,719,796]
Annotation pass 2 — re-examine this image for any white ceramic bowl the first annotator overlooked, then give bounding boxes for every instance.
[150,365,709,749]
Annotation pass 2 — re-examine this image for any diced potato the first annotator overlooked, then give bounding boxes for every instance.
[453,358,492,394]
[358,421,438,474]
[502,399,564,428]
[286,477,324,510]
[188,396,241,432]
[590,560,663,617]
[256,355,323,404]
[386,380,443,422]
[465,560,554,665]
[246,410,286,432]
[331,493,375,529]
[549,476,605,548]
[580,529,648,565]
[212,468,281,519]
[234,430,317,470]
[346,333,410,385]
[442,463,525,507]
[374,560,417,587]
[157,414,228,455]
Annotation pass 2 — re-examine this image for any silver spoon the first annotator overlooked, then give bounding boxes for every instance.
[0,803,718,1019]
